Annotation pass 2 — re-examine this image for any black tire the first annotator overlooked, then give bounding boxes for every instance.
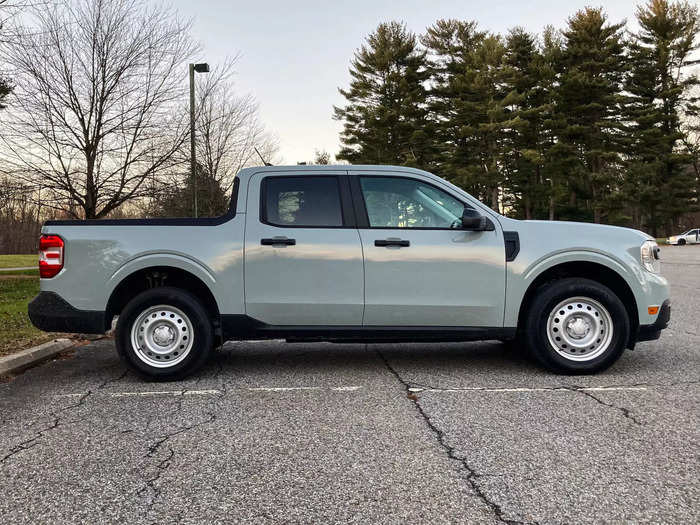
[115,287,214,381]
[678,238,686,246]
[523,278,630,374]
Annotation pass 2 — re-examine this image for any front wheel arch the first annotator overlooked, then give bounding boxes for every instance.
[523,278,630,374]
[517,261,638,347]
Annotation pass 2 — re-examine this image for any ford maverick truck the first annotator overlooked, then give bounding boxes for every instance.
[29,165,670,380]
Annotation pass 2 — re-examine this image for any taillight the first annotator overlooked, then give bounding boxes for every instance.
[39,234,64,278]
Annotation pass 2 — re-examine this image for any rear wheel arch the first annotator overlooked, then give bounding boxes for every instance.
[105,266,220,330]
[517,261,639,346]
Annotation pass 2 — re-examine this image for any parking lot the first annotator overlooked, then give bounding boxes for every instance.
[1,247,698,524]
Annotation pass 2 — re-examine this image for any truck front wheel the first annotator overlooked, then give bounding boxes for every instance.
[523,278,630,374]
[115,287,213,381]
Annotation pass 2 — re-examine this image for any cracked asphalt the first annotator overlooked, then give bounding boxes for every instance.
[1,247,698,524]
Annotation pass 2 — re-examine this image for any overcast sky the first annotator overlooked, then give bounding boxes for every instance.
[170,0,643,164]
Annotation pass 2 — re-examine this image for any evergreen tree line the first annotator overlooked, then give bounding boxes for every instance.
[334,1,700,235]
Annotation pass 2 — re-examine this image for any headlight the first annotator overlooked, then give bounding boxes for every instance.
[641,240,660,273]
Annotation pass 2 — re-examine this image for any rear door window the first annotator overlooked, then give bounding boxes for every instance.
[262,176,344,227]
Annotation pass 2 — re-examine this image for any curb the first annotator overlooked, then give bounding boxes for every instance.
[0,338,75,376]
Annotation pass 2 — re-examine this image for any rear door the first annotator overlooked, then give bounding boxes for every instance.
[350,172,506,327]
[244,172,364,326]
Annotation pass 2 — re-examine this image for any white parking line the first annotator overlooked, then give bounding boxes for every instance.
[55,384,647,399]
[407,386,648,393]
[248,386,321,392]
[56,389,222,398]
[56,386,363,398]
[111,389,223,397]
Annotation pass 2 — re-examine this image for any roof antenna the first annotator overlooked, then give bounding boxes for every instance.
[254,147,272,166]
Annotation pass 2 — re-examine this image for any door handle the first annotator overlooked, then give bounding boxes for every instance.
[375,239,410,247]
[261,237,296,246]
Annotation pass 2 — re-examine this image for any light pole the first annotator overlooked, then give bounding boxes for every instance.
[189,62,210,218]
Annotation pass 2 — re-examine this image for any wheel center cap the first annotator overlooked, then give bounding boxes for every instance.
[566,317,591,339]
[153,325,175,346]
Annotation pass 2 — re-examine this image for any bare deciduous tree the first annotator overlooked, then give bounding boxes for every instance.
[0,0,199,218]
[0,176,46,253]
[142,62,279,218]
[193,63,278,194]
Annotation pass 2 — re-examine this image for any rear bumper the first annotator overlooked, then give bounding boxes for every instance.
[28,292,106,334]
[636,299,671,343]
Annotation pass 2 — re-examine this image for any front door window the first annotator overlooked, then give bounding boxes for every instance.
[359,177,466,229]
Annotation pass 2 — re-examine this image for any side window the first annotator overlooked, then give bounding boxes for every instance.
[262,176,343,227]
[359,177,466,229]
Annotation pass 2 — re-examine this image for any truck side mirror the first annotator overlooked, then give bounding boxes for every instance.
[461,208,493,231]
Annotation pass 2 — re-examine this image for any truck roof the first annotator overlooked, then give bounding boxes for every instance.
[236,164,435,182]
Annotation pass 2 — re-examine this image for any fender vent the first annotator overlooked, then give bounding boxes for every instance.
[504,231,520,262]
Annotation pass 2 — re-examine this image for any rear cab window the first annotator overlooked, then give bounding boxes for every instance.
[261,176,344,227]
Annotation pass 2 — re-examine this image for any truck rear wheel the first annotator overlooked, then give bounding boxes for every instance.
[523,278,630,374]
[115,287,213,381]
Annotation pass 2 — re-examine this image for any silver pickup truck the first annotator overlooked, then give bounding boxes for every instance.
[29,165,670,380]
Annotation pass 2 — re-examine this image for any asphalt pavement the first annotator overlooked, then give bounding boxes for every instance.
[1,246,698,524]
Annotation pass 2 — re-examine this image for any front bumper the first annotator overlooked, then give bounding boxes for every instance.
[636,299,671,342]
[28,291,106,334]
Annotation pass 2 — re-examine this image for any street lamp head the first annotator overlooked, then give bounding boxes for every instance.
[193,63,210,73]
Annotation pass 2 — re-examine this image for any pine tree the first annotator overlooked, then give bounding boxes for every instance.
[421,19,486,193]
[149,164,229,218]
[423,20,517,210]
[556,7,627,223]
[0,78,10,110]
[626,0,699,236]
[0,1,11,110]
[334,22,430,166]
[472,35,516,211]
[502,27,558,220]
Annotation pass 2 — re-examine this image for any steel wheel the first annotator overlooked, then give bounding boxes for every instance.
[130,305,194,368]
[546,296,614,362]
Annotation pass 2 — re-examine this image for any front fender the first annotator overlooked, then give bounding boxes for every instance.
[505,249,645,327]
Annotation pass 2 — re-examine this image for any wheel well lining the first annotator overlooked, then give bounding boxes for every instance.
[517,261,638,345]
[105,266,220,329]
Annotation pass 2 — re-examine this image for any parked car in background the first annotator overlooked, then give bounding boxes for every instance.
[28,165,670,380]
[667,229,699,246]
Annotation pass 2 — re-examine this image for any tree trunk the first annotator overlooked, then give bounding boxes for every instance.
[85,174,97,219]
[524,194,532,220]
[549,195,555,221]
[491,187,499,213]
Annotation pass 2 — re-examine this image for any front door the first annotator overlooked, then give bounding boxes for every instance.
[244,173,364,326]
[352,173,506,327]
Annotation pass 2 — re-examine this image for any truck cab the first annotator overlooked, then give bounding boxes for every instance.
[29,165,670,380]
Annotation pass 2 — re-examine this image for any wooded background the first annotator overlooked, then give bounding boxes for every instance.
[334,1,700,236]
[0,0,699,254]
